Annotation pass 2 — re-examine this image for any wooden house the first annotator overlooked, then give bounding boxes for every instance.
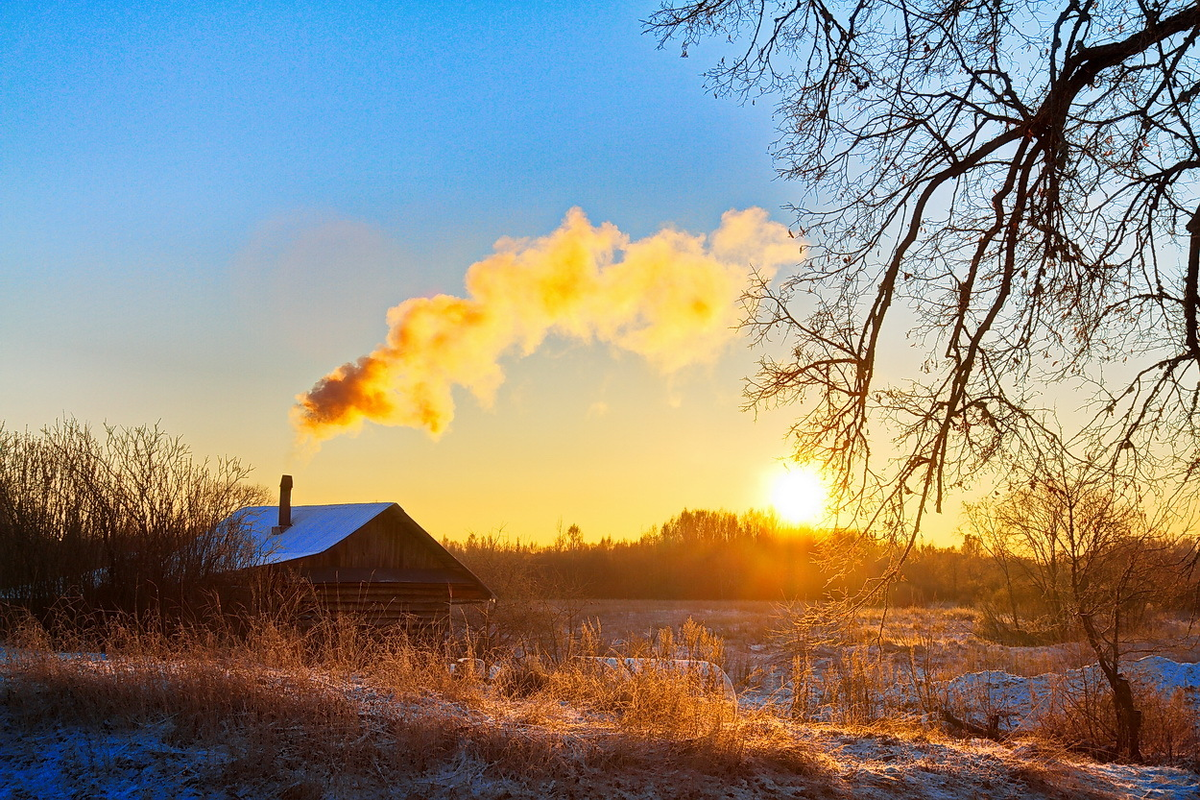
[225,476,493,626]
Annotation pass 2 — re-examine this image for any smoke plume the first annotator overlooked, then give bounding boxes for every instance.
[292,207,797,442]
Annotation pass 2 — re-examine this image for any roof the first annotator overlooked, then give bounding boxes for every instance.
[225,501,495,602]
[232,502,395,565]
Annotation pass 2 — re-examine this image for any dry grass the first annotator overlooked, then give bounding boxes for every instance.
[759,604,1200,768]
[0,610,834,799]
[552,599,778,682]
[1010,671,1200,768]
[2,604,1196,798]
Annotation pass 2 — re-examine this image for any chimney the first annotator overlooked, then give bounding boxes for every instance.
[272,474,293,535]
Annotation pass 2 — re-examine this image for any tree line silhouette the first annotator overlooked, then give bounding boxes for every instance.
[446,507,1199,626]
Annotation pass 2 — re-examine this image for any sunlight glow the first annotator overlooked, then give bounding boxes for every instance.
[769,465,828,526]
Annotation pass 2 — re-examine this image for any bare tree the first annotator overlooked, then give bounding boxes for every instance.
[970,457,1183,760]
[0,419,266,616]
[648,1,1200,587]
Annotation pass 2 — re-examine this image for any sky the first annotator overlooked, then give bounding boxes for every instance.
[0,0,950,544]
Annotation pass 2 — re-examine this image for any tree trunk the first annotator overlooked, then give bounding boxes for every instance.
[1080,613,1142,761]
[1111,672,1143,762]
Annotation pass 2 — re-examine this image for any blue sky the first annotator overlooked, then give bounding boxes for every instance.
[0,1,850,542]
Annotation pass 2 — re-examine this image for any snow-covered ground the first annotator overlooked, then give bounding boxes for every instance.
[3,605,1198,800]
[944,656,1200,734]
[3,655,1199,800]
[2,703,1198,799]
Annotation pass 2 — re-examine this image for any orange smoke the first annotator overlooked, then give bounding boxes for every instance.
[292,207,797,442]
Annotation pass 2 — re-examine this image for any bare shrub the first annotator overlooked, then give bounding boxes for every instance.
[1025,671,1200,767]
[1137,685,1200,770]
[0,418,266,618]
[968,463,1195,760]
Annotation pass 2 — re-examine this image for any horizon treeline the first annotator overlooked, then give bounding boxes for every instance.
[4,418,1196,636]
[445,508,1200,624]
[442,508,989,604]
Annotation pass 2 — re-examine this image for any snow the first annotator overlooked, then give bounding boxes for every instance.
[3,608,1198,800]
[1087,760,1200,800]
[944,655,1200,733]
[3,721,1196,800]
[1131,657,1200,698]
[0,715,221,800]
[3,655,1198,800]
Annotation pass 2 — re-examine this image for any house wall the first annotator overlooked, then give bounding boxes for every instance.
[271,505,492,625]
[306,582,461,626]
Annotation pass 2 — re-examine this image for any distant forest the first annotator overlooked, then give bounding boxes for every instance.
[445,508,1200,614]
[443,509,985,604]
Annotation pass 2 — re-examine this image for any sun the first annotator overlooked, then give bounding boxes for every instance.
[769,465,828,526]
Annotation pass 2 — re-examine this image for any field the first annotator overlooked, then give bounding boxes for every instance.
[2,602,1198,799]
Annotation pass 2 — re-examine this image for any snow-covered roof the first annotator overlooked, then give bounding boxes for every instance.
[231,502,395,566]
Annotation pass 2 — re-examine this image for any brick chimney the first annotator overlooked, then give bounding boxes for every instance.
[272,474,293,535]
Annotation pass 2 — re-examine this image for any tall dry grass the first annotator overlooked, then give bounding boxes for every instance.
[3,601,1196,799]
[771,605,1200,767]
[0,608,832,799]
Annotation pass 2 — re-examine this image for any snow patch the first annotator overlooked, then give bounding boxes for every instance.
[944,655,1200,733]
